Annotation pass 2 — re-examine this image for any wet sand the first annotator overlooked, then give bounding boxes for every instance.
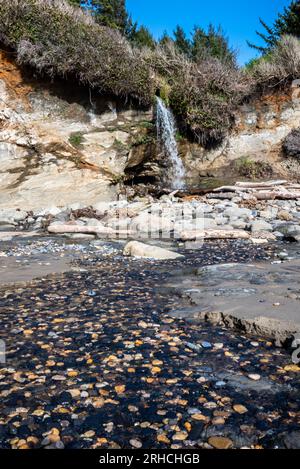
[0,239,299,449]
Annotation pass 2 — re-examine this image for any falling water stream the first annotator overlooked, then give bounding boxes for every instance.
[156,97,186,190]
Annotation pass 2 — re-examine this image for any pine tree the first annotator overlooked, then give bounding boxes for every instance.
[67,1,135,37]
[173,25,191,56]
[192,24,235,64]
[94,0,135,36]
[159,31,174,48]
[249,0,300,53]
[130,26,156,49]
[191,26,208,59]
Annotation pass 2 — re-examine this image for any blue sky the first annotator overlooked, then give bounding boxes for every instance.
[126,0,292,64]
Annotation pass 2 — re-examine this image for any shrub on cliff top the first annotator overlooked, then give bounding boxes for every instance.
[145,43,250,146]
[0,0,154,105]
[249,35,300,89]
[170,57,249,145]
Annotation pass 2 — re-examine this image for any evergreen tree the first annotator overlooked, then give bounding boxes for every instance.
[130,26,156,49]
[173,25,191,56]
[159,31,174,48]
[192,24,235,64]
[67,0,135,37]
[191,26,207,58]
[93,0,135,36]
[249,0,300,53]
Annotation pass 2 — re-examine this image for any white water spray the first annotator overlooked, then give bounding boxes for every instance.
[156,97,186,190]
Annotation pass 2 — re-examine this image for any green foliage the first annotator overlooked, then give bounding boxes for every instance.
[245,56,263,71]
[191,24,236,65]
[67,0,136,37]
[235,157,273,179]
[248,0,300,53]
[174,26,191,56]
[143,40,249,146]
[160,24,236,65]
[69,132,85,147]
[139,121,155,129]
[159,31,173,48]
[158,79,171,106]
[94,0,136,37]
[131,134,155,147]
[114,138,129,152]
[130,26,156,49]
[175,131,184,142]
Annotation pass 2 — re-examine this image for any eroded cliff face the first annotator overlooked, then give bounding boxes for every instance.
[0,51,153,210]
[1,50,300,211]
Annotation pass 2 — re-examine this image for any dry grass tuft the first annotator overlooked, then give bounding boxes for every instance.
[250,35,300,89]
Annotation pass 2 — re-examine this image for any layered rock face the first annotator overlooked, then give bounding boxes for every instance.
[0,51,152,211]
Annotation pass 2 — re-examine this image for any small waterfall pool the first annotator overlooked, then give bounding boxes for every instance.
[156,97,186,190]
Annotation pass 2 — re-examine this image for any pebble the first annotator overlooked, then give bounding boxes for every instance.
[248,374,261,381]
[233,404,248,414]
[214,343,224,349]
[215,381,226,387]
[130,439,143,448]
[172,432,188,441]
[201,341,212,349]
[208,436,233,449]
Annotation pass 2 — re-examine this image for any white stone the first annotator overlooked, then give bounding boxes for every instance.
[0,209,27,224]
[131,213,175,234]
[123,241,184,260]
[251,220,273,233]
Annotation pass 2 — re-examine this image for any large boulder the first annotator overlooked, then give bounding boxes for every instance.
[223,206,253,221]
[250,220,273,233]
[0,208,27,225]
[283,128,300,158]
[123,241,184,260]
[131,212,175,234]
[276,223,300,241]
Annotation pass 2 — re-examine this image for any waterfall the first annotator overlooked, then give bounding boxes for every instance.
[156,97,186,190]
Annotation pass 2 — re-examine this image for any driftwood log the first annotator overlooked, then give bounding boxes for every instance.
[211,180,300,200]
[255,191,300,200]
[48,224,134,238]
[235,180,287,188]
[180,229,250,241]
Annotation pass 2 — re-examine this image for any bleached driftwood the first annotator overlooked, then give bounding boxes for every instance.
[211,180,300,200]
[48,224,133,238]
[214,183,288,193]
[180,229,250,241]
[255,191,300,200]
[235,180,287,188]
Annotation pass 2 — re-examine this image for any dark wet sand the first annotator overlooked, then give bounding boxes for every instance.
[0,239,299,449]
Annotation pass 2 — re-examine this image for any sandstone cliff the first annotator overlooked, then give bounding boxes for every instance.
[0,51,152,210]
